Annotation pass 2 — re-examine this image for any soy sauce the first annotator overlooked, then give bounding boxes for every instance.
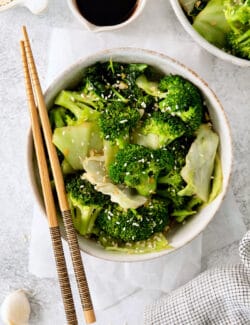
[76,0,138,26]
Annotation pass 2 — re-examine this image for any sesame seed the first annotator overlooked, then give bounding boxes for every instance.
[132,222,139,227]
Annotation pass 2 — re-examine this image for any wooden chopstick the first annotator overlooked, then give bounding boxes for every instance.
[21,26,96,324]
[20,40,78,325]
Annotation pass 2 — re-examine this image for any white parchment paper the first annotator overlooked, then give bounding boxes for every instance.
[28,26,246,324]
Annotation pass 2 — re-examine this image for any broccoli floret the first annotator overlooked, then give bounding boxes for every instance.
[224,0,250,33]
[132,111,187,149]
[108,144,174,196]
[82,64,110,98]
[95,197,170,242]
[98,101,141,147]
[84,61,156,110]
[157,171,188,209]
[136,93,155,111]
[224,0,250,59]
[158,75,204,134]
[109,63,155,107]
[158,169,203,219]
[54,90,100,126]
[157,137,194,208]
[84,61,148,97]
[106,61,149,86]
[65,173,107,235]
[49,106,68,129]
[227,29,250,59]
[80,61,156,111]
[171,196,204,222]
[166,136,194,169]
[78,78,106,110]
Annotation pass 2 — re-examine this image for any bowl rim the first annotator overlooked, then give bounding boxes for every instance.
[27,47,233,262]
[169,0,250,67]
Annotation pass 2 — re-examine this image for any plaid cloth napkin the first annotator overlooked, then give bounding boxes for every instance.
[144,231,250,325]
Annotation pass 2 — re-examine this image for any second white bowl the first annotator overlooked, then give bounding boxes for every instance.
[170,0,250,67]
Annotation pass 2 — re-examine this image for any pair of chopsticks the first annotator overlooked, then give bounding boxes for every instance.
[20,26,96,325]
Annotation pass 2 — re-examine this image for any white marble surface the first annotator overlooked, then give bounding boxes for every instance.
[0,0,250,324]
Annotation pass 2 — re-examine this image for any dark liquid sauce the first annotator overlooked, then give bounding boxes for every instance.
[75,0,138,26]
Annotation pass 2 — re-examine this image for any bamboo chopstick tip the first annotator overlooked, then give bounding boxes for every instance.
[84,310,96,324]
[22,25,27,34]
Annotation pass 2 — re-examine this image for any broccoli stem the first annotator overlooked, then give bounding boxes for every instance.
[55,90,100,122]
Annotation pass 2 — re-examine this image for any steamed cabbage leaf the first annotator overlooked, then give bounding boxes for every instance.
[193,0,231,47]
[208,152,223,203]
[179,124,219,202]
[82,156,147,209]
[52,122,103,170]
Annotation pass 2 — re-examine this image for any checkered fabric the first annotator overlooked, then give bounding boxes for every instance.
[144,231,250,325]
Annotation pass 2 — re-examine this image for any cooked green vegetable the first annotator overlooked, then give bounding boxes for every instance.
[184,0,250,60]
[135,74,167,98]
[52,122,102,170]
[53,90,100,125]
[208,153,223,202]
[98,101,141,147]
[193,0,231,48]
[95,198,170,242]
[49,61,222,253]
[158,75,204,133]
[226,29,250,60]
[99,232,171,254]
[65,173,107,235]
[108,144,174,196]
[157,137,196,218]
[179,124,219,202]
[132,111,187,149]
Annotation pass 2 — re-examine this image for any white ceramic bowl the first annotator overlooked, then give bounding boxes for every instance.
[28,48,232,262]
[169,0,250,67]
[67,0,147,32]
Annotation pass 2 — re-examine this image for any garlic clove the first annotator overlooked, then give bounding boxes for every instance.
[0,289,31,325]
